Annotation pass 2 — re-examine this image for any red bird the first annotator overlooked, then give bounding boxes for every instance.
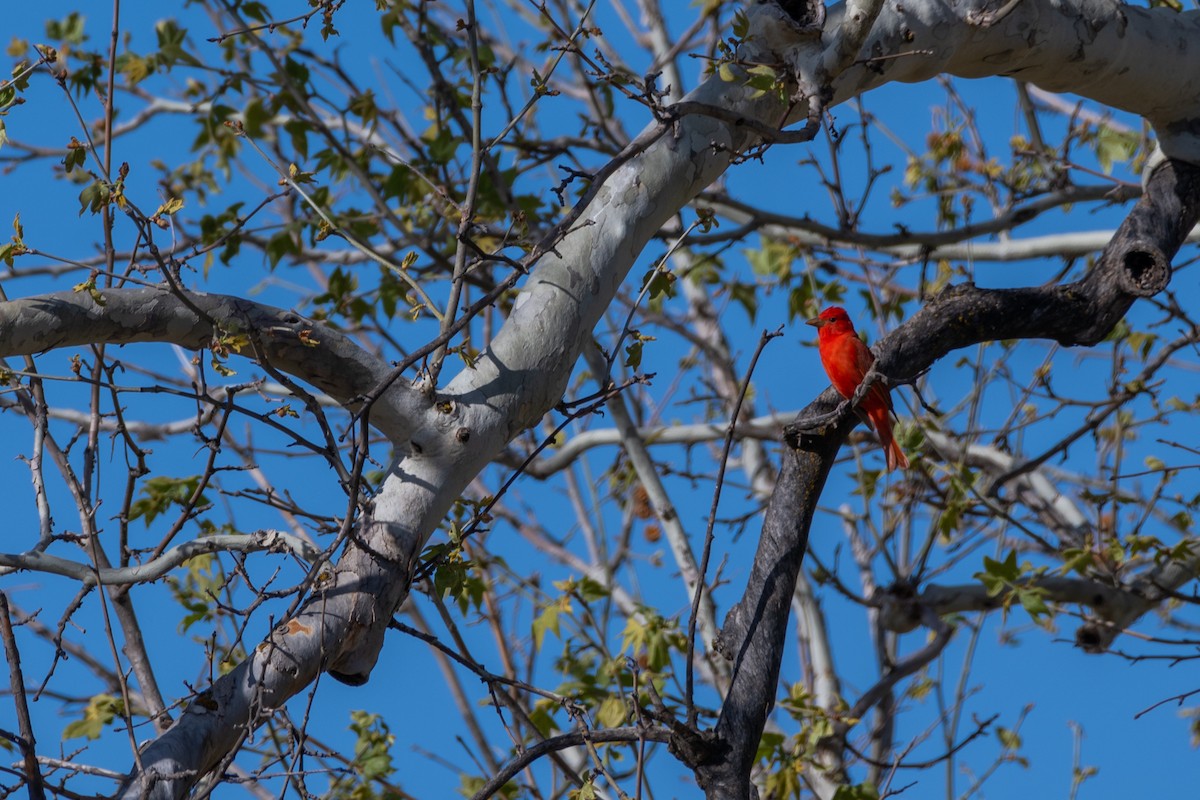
[807,306,909,471]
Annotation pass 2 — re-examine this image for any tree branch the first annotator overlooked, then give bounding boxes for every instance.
[469,727,672,800]
[0,529,319,586]
[0,592,47,800]
[697,155,1200,798]
[0,287,428,443]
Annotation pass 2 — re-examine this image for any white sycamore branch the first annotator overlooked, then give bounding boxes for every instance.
[0,0,1195,795]
[0,529,319,586]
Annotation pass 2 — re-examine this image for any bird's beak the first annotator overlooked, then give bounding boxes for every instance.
[806,316,823,328]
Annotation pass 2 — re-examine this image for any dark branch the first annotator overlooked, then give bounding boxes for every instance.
[693,157,1200,799]
[469,727,672,800]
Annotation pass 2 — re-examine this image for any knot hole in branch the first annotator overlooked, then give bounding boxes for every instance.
[1118,245,1170,297]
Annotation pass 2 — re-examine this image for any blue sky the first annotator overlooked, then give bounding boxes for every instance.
[2,2,1199,798]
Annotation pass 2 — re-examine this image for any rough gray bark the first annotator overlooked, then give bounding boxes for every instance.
[0,288,426,443]
[691,156,1200,799]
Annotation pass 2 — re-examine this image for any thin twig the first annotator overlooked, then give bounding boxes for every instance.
[686,326,783,725]
[0,592,47,800]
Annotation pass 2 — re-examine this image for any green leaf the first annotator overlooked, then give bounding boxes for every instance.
[1092,125,1139,174]
[639,265,676,301]
[153,19,201,68]
[620,610,683,671]
[624,340,644,370]
[731,9,750,38]
[744,63,782,100]
[63,694,123,741]
[349,90,378,125]
[997,725,1022,750]
[284,119,310,159]
[728,281,758,321]
[745,239,795,279]
[242,97,270,138]
[424,126,459,165]
[623,331,655,370]
[78,179,111,216]
[574,575,610,603]
[833,782,880,800]
[265,229,300,268]
[129,475,206,525]
[569,774,598,800]
[1017,586,1050,619]
[72,275,107,306]
[46,12,88,46]
[1059,548,1094,576]
[595,696,627,728]
[116,53,153,85]
[532,603,563,650]
[982,549,1020,583]
[1103,318,1131,342]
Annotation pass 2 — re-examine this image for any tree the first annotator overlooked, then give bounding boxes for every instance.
[1,0,1199,798]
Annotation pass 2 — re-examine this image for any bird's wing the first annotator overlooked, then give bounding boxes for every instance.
[852,336,875,375]
[853,337,895,413]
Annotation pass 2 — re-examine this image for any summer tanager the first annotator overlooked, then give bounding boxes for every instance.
[807,306,909,471]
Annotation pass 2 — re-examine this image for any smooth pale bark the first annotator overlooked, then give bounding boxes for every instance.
[817,0,1200,160]
[103,33,783,800]
[2,0,1199,796]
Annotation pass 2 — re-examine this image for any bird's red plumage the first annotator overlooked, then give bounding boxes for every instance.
[808,306,908,471]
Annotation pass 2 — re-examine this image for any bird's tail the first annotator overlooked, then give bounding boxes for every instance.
[884,434,909,471]
[868,406,909,471]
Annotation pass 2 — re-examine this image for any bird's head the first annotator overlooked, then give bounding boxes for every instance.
[806,306,853,331]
